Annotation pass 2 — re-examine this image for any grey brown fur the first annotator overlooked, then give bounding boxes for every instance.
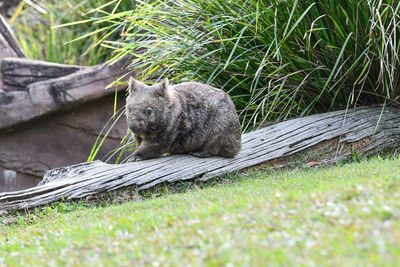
[125,77,242,161]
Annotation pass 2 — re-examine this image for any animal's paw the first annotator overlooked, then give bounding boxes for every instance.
[131,156,143,162]
[130,152,146,162]
[189,150,212,158]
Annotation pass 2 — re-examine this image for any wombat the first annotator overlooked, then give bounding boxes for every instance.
[125,77,242,161]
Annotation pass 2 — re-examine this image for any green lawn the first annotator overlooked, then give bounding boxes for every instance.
[1,156,400,266]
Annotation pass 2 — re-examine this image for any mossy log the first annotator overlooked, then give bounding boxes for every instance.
[0,106,399,210]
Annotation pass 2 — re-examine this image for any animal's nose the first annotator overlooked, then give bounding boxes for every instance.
[129,121,139,132]
[129,120,144,132]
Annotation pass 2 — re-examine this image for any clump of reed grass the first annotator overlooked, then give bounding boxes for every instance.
[10,0,135,65]
[76,0,400,131]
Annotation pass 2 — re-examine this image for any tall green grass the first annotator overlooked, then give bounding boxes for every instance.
[75,0,400,130]
[10,0,136,65]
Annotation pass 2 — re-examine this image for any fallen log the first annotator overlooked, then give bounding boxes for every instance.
[0,57,131,130]
[0,105,399,210]
[1,57,85,91]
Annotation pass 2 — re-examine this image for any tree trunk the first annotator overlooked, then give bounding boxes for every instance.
[0,105,399,211]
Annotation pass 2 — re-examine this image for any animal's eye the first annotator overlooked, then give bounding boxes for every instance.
[145,107,152,115]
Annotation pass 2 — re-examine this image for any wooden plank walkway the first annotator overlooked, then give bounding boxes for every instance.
[0,106,399,210]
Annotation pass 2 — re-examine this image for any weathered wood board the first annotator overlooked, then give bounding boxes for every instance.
[0,57,131,130]
[0,105,399,210]
[1,57,85,91]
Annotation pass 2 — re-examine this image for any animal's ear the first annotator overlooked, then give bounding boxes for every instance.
[153,78,169,97]
[127,77,145,94]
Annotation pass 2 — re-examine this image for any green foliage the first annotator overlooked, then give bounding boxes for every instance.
[10,0,135,65]
[76,0,400,130]
[1,156,400,265]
